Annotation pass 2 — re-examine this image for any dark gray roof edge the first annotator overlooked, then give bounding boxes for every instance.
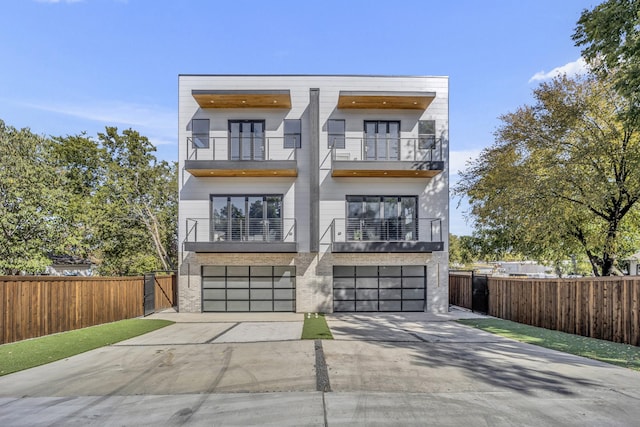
[179,74,448,79]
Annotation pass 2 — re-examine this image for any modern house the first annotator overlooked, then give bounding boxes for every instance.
[178,75,449,313]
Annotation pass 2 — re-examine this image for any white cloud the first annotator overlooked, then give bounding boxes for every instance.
[23,100,176,146]
[36,0,84,3]
[529,58,588,83]
[449,149,482,176]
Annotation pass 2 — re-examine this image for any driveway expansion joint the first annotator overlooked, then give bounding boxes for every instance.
[314,340,331,393]
[204,322,239,343]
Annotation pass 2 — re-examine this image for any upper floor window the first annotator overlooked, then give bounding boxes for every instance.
[192,119,210,148]
[419,120,436,149]
[364,121,400,161]
[229,120,265,160]
[328,119,345,149]
[284,119,301,149]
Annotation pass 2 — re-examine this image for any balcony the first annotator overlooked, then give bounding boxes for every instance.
[184,136,297,177]
[331,137,444,178]
[331,218,443,252]
[184,218,297,252]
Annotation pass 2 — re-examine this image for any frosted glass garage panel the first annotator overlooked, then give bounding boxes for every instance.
[379,289,401,300]
[403,277,425,288]
[333,277,355,288]
[334,289,355,300]
[227,301,250,311]
[356,300,378,311]
[227,289,249,300]
[403,266,425,277]
[202,266,226,277]
[203,289,225,300]
[227,266,250,276]
[355,278,378,288]
[274,289,295,300]
[379,266,401,277]
[251,266,273,277]
[334,301,355,311]
[273,266,296,278]
[356,266,378,277]
[203,300,225,312]
[357,289,378,301]
[333,266,355,277]
[250,289,273,300]
[402,289,425,299]
[379,278,401,289]
[274,300,295,311]
[227,277,250,288]
[275,275,295,288]
[251,301,273,311]
[402,300,425,311]
[251,278,273,288]
[202,278,226,289]
[379,300,402,311]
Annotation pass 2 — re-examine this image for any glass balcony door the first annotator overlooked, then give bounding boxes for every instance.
[229,120,265,160]
[364,121,400,161]
[211,195,283,242]
[346,196,417,242]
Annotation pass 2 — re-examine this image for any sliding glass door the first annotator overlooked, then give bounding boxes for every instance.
[211,195,282,242]
[364,121,400,161]
[229,120,265,160]
[346,196,417,241]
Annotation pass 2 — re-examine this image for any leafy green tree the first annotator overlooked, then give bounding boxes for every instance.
[49,133,104,260]
[0,121,65,274]
[456,74,640,276]
[95,127,176,275]
[573,0,640,119]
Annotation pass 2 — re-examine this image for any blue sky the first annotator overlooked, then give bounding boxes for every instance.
[1,0,596,235]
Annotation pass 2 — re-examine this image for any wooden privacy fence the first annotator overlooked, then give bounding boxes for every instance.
[449,272,473,309]
[0,274,176,345]
[449,274,640,346]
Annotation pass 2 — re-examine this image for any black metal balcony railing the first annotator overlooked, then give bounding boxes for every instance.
[330,137,443,162]
[186,218,297,243]
[186,136,297,161]
[331,218,442,243]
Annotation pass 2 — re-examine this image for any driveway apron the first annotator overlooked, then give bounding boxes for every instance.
[0,310,639,426]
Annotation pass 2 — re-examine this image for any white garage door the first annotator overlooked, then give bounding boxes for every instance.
[333,265,426,312]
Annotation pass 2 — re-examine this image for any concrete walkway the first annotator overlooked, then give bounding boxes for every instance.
[1,309,639,426]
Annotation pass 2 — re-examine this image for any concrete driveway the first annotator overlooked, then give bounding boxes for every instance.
[1,310,639,426]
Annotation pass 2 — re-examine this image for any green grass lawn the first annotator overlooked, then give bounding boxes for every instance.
[0,319,174,376]
[458,318,640,371]
[302,313,333,340]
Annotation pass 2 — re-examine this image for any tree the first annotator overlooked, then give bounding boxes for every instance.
[49,133,104,260]
[0,121,65,274]
[455,74,640,276]
[95,127,177,275]
[449,234,486,266]
[573,0,640,118]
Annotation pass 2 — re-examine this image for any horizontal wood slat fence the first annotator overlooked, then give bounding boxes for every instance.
[449,273,640,346]
[0,275,176,345]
